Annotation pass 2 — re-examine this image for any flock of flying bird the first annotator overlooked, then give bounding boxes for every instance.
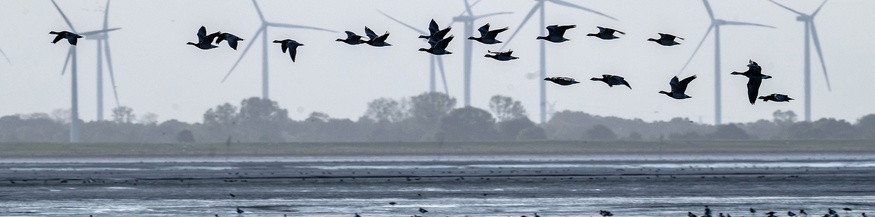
[50,17,795,106]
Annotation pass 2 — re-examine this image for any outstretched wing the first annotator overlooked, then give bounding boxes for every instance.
[344,31,362,41]
[677,75,697,93]
[435,35,454,50]
[197,26,207,41]
[429,27,452,46]
[747,78,762,104]
[280,41,288,53]
[364,27,378,40]
[428,19,439,36]
[553,25,575,36]
[374,32,390,43]
[669,76,681,93]
[486,27,508,39]
[477,23,490,37]
[659,33,676,41]
[545,25,558,35]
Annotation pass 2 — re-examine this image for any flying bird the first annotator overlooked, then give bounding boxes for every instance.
[419,19,450,40]
[758,93,793,102]
[587,26,625,40]
[468,23,508,44]
[215,32,244,50]
[419,35,454,55]
[364,26,391,47]
[731,60,772,104]
[659,75,697,99]
[49,31,82,45]
[591,74,631,89]
[272,39,304,62]
[187,26,220,50]
[537,25,575,43]
[484,50,518,61]
[336,31,366,45]
[648,33,684,46]
[544,76,580,86]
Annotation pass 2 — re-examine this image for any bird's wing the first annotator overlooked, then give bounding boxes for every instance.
[364,27,378,40]
[435,35,454,50]
[545,25,558,35]
[486,27,508,39]
[289,44,298,62]
[374,32,390,43]
[197,26,207,41]
[203,32,221,44]
[747,78,762,104]
[428,19,439,35]
[678,75,697,93]
[669,76,681,92]
[52,34,64,43]
[344,31,357,38]
[281,41,289,53]
[615,29,625,35]
[622,80,631,89]
[429,27,452,46]
[477,23,490,37]
[554,25,575,36]
[659,33,676,41]
[69,36,79,45]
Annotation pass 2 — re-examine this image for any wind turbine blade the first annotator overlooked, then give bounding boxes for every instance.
[0,48,10,64]
[471,12,513,20]
[222,27,264,83]
[702,0,715,20]
[377,10,426,35]
[812,0,828,16]
[61,48,73,76]
[547,0,618,21]
[768,0,805,16]
[436,56,449,94]
[266,22,336,33]
[252,0,266,21]
[464,0,474,17]
[104,40,120,107]
[103,0,111,30]
[721,21,776,29]
[499,4,539,51]
[50,0,77,32]
[810,23,831,91]
[79,28,121,36]
[678,25,714,74]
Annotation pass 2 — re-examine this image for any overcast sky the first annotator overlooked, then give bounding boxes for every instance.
[1,0,873,125]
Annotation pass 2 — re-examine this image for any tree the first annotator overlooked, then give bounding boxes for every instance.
[431,107,497,141]
[51,109,70,124]
[496,117,538,140]
[517,127,547,141]
[176,129,195,143]
[629,131,643,140]
[139,113,159,125]
[708,124,751,140]
[586,124,617,140]
[238,97,288,124]
[858,114,875,139]
[408,92,456,120]
[305,112,330,123]
[111,106,136,124]
[364,98,407,123]
[203,103,238,125]
[489,95,527,121]
[773,110,797,123]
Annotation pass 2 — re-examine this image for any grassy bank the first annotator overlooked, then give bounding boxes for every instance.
[1,140,874,158]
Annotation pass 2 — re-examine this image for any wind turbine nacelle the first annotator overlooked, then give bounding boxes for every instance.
[796,16,809,21]
[453,16,472,22]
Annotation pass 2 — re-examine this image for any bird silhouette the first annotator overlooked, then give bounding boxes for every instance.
[544,76,580,86]
[187,26,220,50]
[419,36,454,55]
[337,31,366,45]
[591,74,631,89]
[648,33,684,46]
[587,26,625,40]
[731,60,772,104]
[364,27,391,47]
[659,75,697,99]
[484,50,518,61]
[468,23,508,44]
[272,39,304,62]
[215,32,244,50]
[537,25,575,43]
[49,31,83,45]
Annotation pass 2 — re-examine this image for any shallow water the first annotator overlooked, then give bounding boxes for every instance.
[1,156,873,216]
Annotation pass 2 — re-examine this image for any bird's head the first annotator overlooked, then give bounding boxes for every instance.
[586,33,597,37]
[590,77,601,81]
[467,36,477,40]
[335,39,344,42]
[272,40,283,43]
[647,38,657,42]
[658,90,669,95]
[186,42,196,46]
[484,54,492,58]
[418,48,429,52]
[418,35,429,39]
[536,36,547,40]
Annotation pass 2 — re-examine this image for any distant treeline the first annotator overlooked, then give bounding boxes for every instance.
[1,92,874,143]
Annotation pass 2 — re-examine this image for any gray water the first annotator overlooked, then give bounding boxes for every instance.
[1,155,873,216]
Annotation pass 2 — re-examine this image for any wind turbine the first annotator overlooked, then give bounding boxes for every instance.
[51,0,120,143]
[377,11,449,94]
[86,0,122,121]
[769,0,831,122]
[499,0,617,123]
[221,0,335,100]
[450,0,512,107]
[677,0,775,125]
[0,48,9,65]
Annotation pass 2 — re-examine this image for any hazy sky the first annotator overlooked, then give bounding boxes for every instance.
[1,0,873,125]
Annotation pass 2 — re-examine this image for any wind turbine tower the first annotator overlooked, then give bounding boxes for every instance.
[378,11,449,94]
[87,0,122,121]
[451,0,511,107]
[222,0,334,100]
[500,0,616,123]
[678,0,774,125]
[769,0,831,122]
[51,0,119,142]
